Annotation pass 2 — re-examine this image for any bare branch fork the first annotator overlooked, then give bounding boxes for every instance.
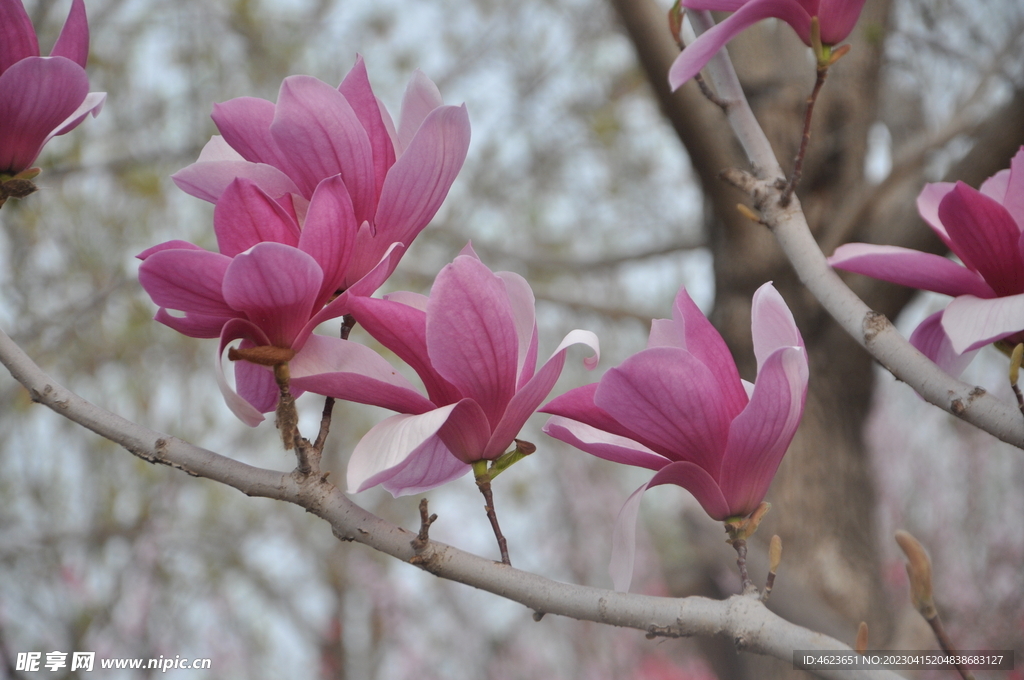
[0,326,898,680]
[687,9,1024,451]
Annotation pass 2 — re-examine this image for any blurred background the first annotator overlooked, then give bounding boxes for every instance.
[1,0,1022,678]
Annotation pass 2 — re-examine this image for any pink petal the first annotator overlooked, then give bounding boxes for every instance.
[339,55,397,199]
[609,481,650,593]
[0,57,88,173]
[649,461,732,521]
[153,308,234,339]
[718,346,807,517]
[345,294,461,406]
[298,175,358,306]
[939,183,1024,296]
[668,286,748,412]
[288,334,436,415]
[214,179,300,257]
[44,90,104,141]
[138,248,235,317]
[1002,147,1024,230]
[669,0,813,89]
[496,270,538,387]
[817,0,867,44]
[50,0,89,66]
[380,435,469,497]
[396,70,444,155]
[215,319,272,426]
[435,398,493,463]
[484,329,599,459]
[750,282,805,372]
[829,242,996,298]
[542,416,669,472]
[212,96,293,173]
[909,310,978,379]
[427,255,519,427]
[542,383,671,457]
[0,0,38,73]
[371,104,471,251]
[916,182,968,265]
[942,293,1024,354]
[347,403,467,493]
[234,353,278,414]
[137,239,205,260]
[594,346,733,473]
[221,243,322,348]
[270,75,376,221]
[647,318,686,349]
[171,158,301,204]
[682,1,748,9]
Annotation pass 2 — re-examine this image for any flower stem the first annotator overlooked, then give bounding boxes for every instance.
[473,462,510,565]
[780,64,829,207]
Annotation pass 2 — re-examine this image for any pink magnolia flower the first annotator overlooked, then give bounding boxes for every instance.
[171,56,470,291]
[289,247,600,497]
[542,283,807,591]
[0,0,105,176]
[668,0,867,89]
[138,176,403,425]
[829,147,1024,378]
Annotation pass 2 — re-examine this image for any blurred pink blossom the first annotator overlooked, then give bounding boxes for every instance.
[830,146,1024,377]
[0,0,104,176]
[543,283,807,591]
[668,0,867,89]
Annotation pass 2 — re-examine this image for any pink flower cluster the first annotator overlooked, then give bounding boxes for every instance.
[1,0,104,178]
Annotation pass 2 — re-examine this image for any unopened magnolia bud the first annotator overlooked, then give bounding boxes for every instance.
[895,530,937,619]
[855,621,869,654]
[668,0,684,46]
[769,534,782,573]
[1010,344,1023,385]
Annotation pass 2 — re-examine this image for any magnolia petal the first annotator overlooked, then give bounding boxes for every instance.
[647,318,686,349]
[427,255,519,427]
[50,0,89,66]
[214,178,300,257]
[153,308,234,339]
[1003,147,1024,231]
[0,57,88,173]
[345,295,460,406]
[942,293,1024,354]
[649,460,731,522]
[45,90,104,141]
[909,310,978,379]
[137,240,204,260]
[542,416,668,472]
[669,287,747,414]
[496,270,538,387]
[298,175,358,306]
[718,347,807,517]
[211,96,293,172]
[373,104,471,248]
[380,435,469,497]
[339,55,397,199]
[289,335,436,415]
[542,383,673,458]
[221,243,322,348]
[271,75,376,221]
[171,159,301,204]
[595,346,733,473]
[436,399,492,464]
[347,403,464,492]
[138,248,234,317]
[0,0,38,72]
[609,481,650,593]
[215,319,273,426]
[483,329,599,459]
[396,70,444,155]
[829,242,996,298]
[817,0,868,44]
[668,0,812,89]
[750,283,804,374]
[234,354,278,414]
[916,182,960,251]
[939,183,1024,296]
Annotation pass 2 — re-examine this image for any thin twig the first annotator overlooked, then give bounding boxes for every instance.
[927,616,977,680]
[731,538,752,591]
[311,315,356,455]
[410,498,438,553]
[475,472,510,565]
[780,65,829,206]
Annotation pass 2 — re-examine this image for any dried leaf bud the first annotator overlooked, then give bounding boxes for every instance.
[855,621,868,654]
[895,530,937,619]
[768,534,782,573]
[228,345,296,366]
[1010,343,1023,385]
[668,0,684,46]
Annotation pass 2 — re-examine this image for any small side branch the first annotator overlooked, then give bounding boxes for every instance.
[410,498,438,553]
[473,463,511,565]
[780,65,828,206]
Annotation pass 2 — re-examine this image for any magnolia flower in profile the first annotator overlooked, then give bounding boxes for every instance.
[830,147,1024,378]
[668,0,867,89]
[138,177,404,426]
[543,283,807,591]
[290,246,600,497]
[171,56,471,291]
[0,0,105,199]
